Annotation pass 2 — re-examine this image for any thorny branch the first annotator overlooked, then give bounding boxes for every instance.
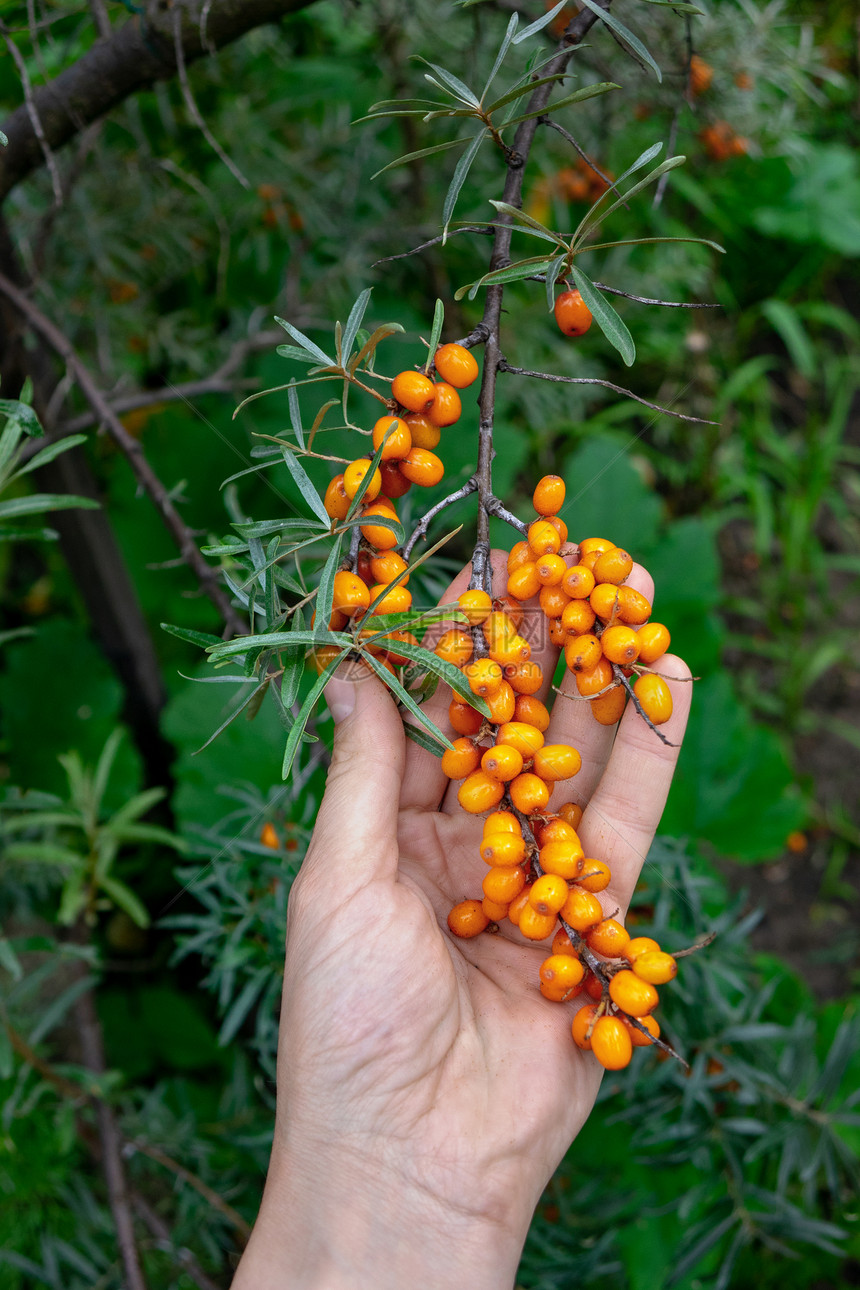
[0,270,245,636]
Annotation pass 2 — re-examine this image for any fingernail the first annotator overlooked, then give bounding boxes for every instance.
[326,676,356,724]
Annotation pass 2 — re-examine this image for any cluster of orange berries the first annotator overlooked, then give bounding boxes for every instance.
[699,120,749,161]
[320,343,479,629]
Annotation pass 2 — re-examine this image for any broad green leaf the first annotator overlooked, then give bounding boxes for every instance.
[13,434,88,477]
[274,316,335,367]
[281,449,332,526]
[0,493,99,519]
[512,0,566,43]
[99,875,150,928]
[342,287,373,362]
[371,137,467,181]
[504,80,620,126]
[482,13,519,100]
[576,0,662,81]
[282,649,349,780]
[425,299,445,374]
[161,623,224,649]
[572,264,635,367]
[360,651,455,750]
[443,129,488,237]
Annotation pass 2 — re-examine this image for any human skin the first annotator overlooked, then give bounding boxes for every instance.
[232,550,692,1289]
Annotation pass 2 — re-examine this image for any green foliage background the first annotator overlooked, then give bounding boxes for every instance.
[1,0,859,1286]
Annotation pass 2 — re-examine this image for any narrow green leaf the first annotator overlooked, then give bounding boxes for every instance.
[232,517,325,539]
[360,651,455,749]
[99,876,150,928]
[0,811,81,834]
[403,722,449,758]
[193,677,273,754]
[208,629,351,659]
[490,200,567,244]
[264,537,279,624]
[483,73,565,115]
[371,137,467,181]
[0,493,99,519]
[219,458,283,488]
[482,13,519,100]
[0,398,41,437]
[282,650,349,780]
[0,527,58,543]
[576,0,662,81]
[274,317,335,366]
[456,255,553,302]
[425,300,445,375]
[504,81,620,126]
[422,61,481,107]
[642,0,703,13]
[349,322,405,373]
[4,843,85,868]
[0,937,22,981]
[92,729,124,816]
[545,254,567,311]
[161,623,224,649]
[443,130,487,238]
[107,787,167,828]
[572,265,635,367]
[367,636,490,714]
[281,449,332,526]
[108,823,186,850]
[287,381,305,448]
[342,288,373,361]
[512,0,567,43]
[13,434,88,477]
[0,626,34,647]
[337,512,405,545]
[314,535,345,639]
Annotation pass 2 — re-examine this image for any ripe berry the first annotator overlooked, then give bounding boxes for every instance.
[689,53,713,96]
[609,969,659,1017]
[434,628,473,668]
[324,474,350,520]
[448,900,490,938]
[372,415,412,460]
[546,514,568,544]
[507,541,533,573]
[369,583,412,614]
[633,673,673,725]
[457,771,505,814]
[533,744,582,782]
[616,586,652,625]
[554,288,593,337]
[391,369,435,414]
[466,657,503,697]
[427,382,462,427]
[528,519,562,557]
[534,817,579,847]
[507,563,542,602]
[482,896,509,922]
[539,954,585,1001]
[636,622,671,665]
[481,744,524,783]
[495,721,544,758]
[589,687,628,725]
[625,937,661,962]
[449,698,483,736]
[343,458,382,501]
[484,680,516,723]
[483,810,521,836]
[627,1013,660,1047]
[530,873,570,916]
[260,822,280,849]
[590,583,622,622]
[574,658,615,697]
[403,412,441,450]
[514,695,551,731]
[552,927,578,956]
[509,772,551,815]
[600,625,640,666]
[359,502,400,550]
[434,343,479,389]
[504,661,543,697]
[480,832,528,867]
[564,633,602,674]
[560,886,602,931]
[571,1003,599,1049]
[590,1015,633,1070]
[561,599,597,635]
[593,547,633,586]
[561,565,595,600]
[558,801,583,830]
[536,552,567,585]
[540,840,584,881]
[539,585,570,619]
[379,460,411,499]
[632,950,677,985]
[370,552,409,585]
[586,918,630,958]
[482,865,527,905]
[518,905,559,941]
[533,475,566,516]
[576,860,611,893]
[400,447,444,487]
[579,537,615,558]
[488,632,531,667]
[507,886,533,928]
[549,617,566,647]
[441,738,481,780]
[457,590,493,624]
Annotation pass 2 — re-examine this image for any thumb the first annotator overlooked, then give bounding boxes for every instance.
[303,665,407,893]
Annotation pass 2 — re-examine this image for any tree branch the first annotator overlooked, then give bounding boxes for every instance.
[0,269,245,636]
[0,0,318,203]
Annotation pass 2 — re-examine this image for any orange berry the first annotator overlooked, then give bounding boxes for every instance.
[481,744,524,783]
[482,864,527,905]
[447,899,490,938]
[582,970,604,1001]
[535,553,567,586]
[343,457,382,501]
[403,412,441,450]
[484,681,516,724]
[504,660,544,696]
[590,1015,632,1070]
[549,617,566,647]
[507,563,541,602]
[360,502,400,550]
[498,597,524,630]
[586,918,630,958]
[435,628,473,668]
[533,474,566,516]
[480,832,528,867]
[636,622,671,665]
[372,415,412,460]
[589,687,627,725]
[546,514,568,544]
[332,570,371,616]
[528,519,562,557]
[441,737,481,780]
[488,632,531,667]
[518,904,558,941]
[369,582,412,614]
[507,541,533,574]
[466,657,503,697]
[616,586,652,626]
[434,343,479,389]
[578,537,615,558]
[483,810,521,836]
[509,772,551,815]
[593,547,633,586]
[600,625,640,666]
[609,969,659,1016]
[507,886,533,928]
[482,896,509,922]
[625,936,661,962]
[513,695,550,731]
[539,953,585,1001]
[633,673,673,725]
[400,447,444,487]
[324,474,350,520]
[560,886,602,932]
[564,633,602,673]
[575,657,615,697]
[533,744,582,782]
[379,460,411,499]
[260,822,280,849]
[540,840,584,881]
[449,698,483,736]
[309,644,341,674]
[482,610,518,647]
[427,382,462,427]
[391,369,436,414]
[539,585,570,619]
[561,599,597,636]
[572,1002,599,1049]
[689,53,713,95]
[558,801,583,830]
[534,817,579,847]
[561,565,596,600]
[457,770,505,814]
[632,950,677,985]
[382,630,419,665]
[576,860,611,893]
[370,551,409,585]
[590,583,621,622]
[554,288,593,337]
[529,873,570,916]
[627,1013,660,1047]
[495,721,544,758]
[458,590,493,624]
[552,926,578,956]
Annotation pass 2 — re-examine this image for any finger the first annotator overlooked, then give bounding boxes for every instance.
[546,563,655,805]
[577,653,693,910]
[300,667,406,895]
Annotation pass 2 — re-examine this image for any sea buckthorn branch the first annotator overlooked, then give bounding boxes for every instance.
[403,477,479,560]
[497,360,717,425]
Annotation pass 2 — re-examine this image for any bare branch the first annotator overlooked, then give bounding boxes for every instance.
[372,225,493,267]
[538,116,621,203]
[498,361,717,424]
[591,283,720,308]
[0,269,245,636]
[403,476,478,560]
[172,6,250,190]
[0,21,63,205]
[485,495,528,536]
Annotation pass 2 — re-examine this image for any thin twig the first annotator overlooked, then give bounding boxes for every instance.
[402,476,478,560]
[0,270,245,636]
[132,1194,222,1290]
[485,495,528,535]
[372,225,493,266]
[126,1140,251,1243]
[0,21,63,204]
[498,361,716,425]
[614,667,678,747]
[538,116,622,203]
[172,8,250,190]
[591,282,720,308]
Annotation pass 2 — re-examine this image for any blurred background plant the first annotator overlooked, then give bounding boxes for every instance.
[0,0,858,1285]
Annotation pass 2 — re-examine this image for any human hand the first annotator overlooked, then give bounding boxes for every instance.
[234,550,691,1290]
